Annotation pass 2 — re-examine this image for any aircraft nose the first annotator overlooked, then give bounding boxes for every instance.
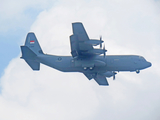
[147,62,152,67]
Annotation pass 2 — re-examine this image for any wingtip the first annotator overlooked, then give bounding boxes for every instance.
[72,22,82,25]
[27,32,35,34]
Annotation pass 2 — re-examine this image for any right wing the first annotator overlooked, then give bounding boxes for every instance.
[94,74,109,86]
[83,73,109,86]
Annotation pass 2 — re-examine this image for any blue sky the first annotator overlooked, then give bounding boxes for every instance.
[0,1,56,77]
[0,13,37,77]
[0,0,160,120]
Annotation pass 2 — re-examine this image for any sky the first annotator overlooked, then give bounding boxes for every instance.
[0,0,160,120]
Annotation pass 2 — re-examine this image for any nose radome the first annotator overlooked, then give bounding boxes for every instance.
[147,62,152,67]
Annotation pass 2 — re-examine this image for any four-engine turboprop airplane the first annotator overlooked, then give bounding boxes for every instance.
[20,22,151,86]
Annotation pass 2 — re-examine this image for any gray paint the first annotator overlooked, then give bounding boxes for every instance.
[20,22,151,86]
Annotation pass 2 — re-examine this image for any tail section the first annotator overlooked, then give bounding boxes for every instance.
[21,46,37,60]
[21,32,43,70]
[24,32,43,55]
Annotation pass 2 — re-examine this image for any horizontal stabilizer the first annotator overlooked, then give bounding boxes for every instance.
[21,46,36,60]
[94,74,109,86]
[25,60,40,70]
[21,46,40,70]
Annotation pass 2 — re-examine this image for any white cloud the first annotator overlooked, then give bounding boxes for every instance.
[0,57,99,120]
[0,0,56,33]
[0,0,160,120]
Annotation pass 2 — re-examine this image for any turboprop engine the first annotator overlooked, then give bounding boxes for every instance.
[103,71,117,80]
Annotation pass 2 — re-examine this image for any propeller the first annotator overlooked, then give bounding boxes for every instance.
[100,36,102,48]
[103,44,107,58]
[113,71,117,80]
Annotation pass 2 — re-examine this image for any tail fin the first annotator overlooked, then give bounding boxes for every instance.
[20,32,43,70]
[24,32,43,55]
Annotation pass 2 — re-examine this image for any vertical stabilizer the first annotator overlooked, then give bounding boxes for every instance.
[21,32,43,70]
[24,32,43,55]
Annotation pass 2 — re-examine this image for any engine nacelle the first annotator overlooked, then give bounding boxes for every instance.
[84,39,103,46]
[103,71,117,78]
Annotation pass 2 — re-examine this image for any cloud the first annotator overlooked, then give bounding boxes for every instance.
[0,0,160,120]
[0,0,58,77]
[0,0,56,33]
[0,57,99,120]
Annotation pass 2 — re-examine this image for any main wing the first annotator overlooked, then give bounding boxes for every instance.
[70,22,93,57]
[70,22,105,58]
[94,74,109,86]
[83,73,109,86]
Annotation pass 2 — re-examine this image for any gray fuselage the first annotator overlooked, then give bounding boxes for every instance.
[36,54,151,74]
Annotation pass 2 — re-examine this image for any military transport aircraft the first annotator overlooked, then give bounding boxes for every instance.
[20,22,151,86]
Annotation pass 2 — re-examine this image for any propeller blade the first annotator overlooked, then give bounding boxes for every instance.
[103,45,107,58]
[113,71,117,80]
[100,36,102,48]
[113,74,115,80]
